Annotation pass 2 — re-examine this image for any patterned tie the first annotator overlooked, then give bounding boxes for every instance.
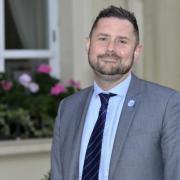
[82,93,116,180]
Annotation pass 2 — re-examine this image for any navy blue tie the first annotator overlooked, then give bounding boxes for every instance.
[82,93,116,180]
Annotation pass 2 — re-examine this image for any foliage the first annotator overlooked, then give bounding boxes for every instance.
[0,64,80,140]
[41,171,50,180]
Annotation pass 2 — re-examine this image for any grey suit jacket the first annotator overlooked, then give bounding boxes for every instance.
[51,74,180,180]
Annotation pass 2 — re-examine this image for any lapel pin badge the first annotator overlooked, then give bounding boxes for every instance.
[128,99,135,107]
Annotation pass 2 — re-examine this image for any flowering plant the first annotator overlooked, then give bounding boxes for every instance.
[0,64,80,140]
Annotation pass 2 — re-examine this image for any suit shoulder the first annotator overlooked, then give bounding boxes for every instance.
[139,78,178,98]
[62,86,93,104]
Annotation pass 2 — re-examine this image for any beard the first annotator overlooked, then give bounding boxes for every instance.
[88,51,134,79]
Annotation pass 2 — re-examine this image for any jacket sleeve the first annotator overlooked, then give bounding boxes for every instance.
[161,91,180,180]
[51,100,64,180]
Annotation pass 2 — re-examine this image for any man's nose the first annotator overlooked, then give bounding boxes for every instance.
[107,40,115,52]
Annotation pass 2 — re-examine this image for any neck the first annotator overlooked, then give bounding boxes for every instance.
[94,72,130,91]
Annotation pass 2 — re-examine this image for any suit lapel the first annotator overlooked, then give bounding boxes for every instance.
[109,74,143,179]
[68,87,94,180]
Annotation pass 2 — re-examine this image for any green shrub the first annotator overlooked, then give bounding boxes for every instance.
[0,64,80,139]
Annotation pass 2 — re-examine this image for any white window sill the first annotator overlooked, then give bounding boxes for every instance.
[0,138,52,156]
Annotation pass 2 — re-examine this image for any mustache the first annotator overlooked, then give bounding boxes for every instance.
[98,53,121,60]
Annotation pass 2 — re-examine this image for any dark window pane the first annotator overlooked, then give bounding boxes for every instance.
[5,0,49,49]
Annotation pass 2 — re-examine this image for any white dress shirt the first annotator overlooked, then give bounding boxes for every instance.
[79,74,131,180]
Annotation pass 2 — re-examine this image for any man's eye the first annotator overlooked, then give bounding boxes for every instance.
[98,37,107,41]
[117,39,127,44]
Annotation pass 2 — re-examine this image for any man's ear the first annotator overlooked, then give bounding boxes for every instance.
[134,44,143,63]
[85,37,90,52]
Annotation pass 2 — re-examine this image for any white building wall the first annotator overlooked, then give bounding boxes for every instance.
[0,139,51,180]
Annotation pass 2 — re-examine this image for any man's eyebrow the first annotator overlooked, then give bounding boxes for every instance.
[117,36,129,40]
[96,33,129,39]
[96,33,110,37]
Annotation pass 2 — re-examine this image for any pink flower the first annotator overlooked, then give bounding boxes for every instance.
[67,79,81,89]
[37,64,52,74]
[29,82,39,93]
[1,80,13,91]
[50,84,66,95]
[18,73,32,88]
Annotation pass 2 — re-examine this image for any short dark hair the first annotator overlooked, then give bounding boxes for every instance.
[89,6,139,44]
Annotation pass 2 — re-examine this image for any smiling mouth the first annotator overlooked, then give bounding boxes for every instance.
[101,58,117,63]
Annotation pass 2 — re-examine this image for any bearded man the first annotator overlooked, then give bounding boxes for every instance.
[51,5,180,180]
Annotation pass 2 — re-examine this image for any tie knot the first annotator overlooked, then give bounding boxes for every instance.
[99,93,116,106]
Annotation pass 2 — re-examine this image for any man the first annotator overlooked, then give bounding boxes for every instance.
[51,6,180,180]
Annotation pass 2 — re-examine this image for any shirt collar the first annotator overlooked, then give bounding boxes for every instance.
[93,73,131,97]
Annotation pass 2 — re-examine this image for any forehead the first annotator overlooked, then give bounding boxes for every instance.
[92,17,135,37]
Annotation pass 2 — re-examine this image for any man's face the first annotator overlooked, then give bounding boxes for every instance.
[87,17,142,81]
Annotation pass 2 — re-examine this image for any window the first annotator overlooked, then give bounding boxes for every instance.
[0,0,60,79]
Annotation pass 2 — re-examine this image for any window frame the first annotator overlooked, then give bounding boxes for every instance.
[0,0,60,78]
